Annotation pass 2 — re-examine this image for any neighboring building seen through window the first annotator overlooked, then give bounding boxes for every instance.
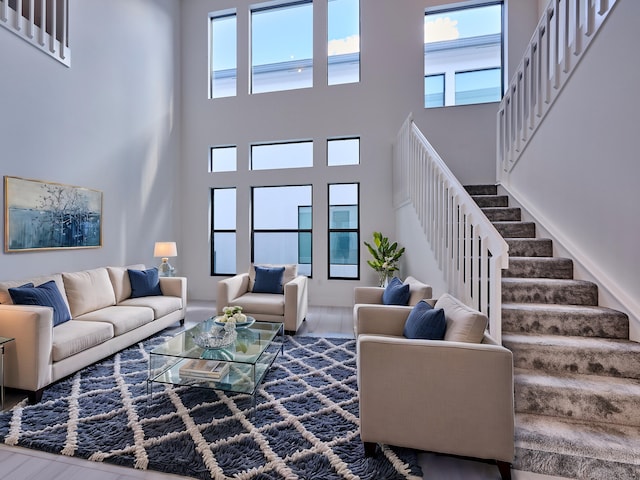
[328,183,359,279]
[328,0,360,85]
[210,12,236,99]
[424,2,503,108]
[211,188,237,275]
[252,185,312,277]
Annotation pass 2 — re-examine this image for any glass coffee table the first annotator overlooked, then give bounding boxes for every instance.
[147,318,284,414]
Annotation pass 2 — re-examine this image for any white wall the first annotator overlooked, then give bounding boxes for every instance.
[0,0,181,281]
[180,0,539,305]
[500,0,640,337]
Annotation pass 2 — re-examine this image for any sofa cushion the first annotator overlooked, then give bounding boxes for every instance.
[435,293,488,343]
[75,305,154,336]
[404,276,432,306]
[63,268,116,318]
[52,320,114,362]
[9,280,72,327]
[107,264,146,303]
[230,292,285,316]
[382,277,410,305]
[0,274,70,311]
[128,268,163,298]
[403,301,446,340]
[249,263,297,291]
[252,266,285,294]
[118,296,183,319]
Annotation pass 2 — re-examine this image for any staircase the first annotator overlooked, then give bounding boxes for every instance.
[466,185,640,479]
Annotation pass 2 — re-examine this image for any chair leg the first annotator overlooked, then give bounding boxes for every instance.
[496,460,511,480]
[363,442,377,457]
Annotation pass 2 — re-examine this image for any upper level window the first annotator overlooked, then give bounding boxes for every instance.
[328,0,360,85]
[424,2,503,108]
[209,12,237,98]
[251,141,313,171]
[210,146,237,172]
[251,1,313,94]
[327,137,359,166]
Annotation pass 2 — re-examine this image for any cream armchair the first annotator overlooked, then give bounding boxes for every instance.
[217,264,308,334]
[355,295,515,480]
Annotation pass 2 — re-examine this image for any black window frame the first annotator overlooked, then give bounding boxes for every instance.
[327,182,360,280]
[210,187,237,276]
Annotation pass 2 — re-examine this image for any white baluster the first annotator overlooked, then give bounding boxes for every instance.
[38,0,45,46]
[27,0,34,38]
[15,0,22,30]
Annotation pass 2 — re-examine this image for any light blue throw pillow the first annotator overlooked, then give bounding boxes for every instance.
[403,300,446,340]
[128,268,163,298]
[382,277,410,305]
[252,266,285,294]
[9,280,72,327]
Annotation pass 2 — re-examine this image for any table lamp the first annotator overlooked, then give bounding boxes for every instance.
[154,242,177,277]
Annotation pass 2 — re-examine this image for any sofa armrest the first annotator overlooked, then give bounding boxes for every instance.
[284,275,308,332]
[354,287,384,305]
[216,273,250,314]
[159,276,187,299]
[0,305,54,392]
[353,304,412,337]
[357,334,514,462]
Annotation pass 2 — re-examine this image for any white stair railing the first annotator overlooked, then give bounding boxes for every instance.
[394,115,509,343]
[0,0,70,67]
[497,0,617,174]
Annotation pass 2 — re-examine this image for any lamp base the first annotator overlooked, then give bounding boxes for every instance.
[158,258,175,277]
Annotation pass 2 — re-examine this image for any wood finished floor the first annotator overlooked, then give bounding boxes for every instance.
[0,301,567,480]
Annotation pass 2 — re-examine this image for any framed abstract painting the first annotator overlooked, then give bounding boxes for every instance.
[4,176,103,252]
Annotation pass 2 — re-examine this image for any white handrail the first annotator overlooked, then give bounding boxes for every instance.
[394,114,509,343]
[0,0,70,67]
[497,0,618,175]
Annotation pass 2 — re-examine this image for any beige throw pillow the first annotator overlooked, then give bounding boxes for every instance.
[62,268,116,318]
[435,293,488,343]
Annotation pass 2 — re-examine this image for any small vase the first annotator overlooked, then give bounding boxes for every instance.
[378,271,390,288]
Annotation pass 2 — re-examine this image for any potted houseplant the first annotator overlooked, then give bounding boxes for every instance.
[364,231,405,287]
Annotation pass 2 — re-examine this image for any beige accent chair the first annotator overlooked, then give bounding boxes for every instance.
[217,264,308,334]
[355,293,515,480]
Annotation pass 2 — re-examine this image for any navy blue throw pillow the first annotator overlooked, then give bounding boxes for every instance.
[128,268,163,298]
[9,280,72,327]
[253,266,285,294]
[382,277,410,306]
[403,301,446,340]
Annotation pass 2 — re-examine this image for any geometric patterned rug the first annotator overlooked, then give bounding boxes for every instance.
[0,334,423,480]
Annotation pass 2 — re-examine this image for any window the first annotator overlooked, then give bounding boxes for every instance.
[328,0,360,85]
[327,137,359,166]
[251,141,313,170]
[211,188,236,275]
[209,12,237,98]
[210,146,237,172]
[328,183,359,279]
[251,1,313,94]
[252,185,312,276]
[424,2,503,108]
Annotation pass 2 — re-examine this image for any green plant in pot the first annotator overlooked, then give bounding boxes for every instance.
[364,231,405,287]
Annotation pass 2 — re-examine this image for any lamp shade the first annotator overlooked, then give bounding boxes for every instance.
[154,242,177,258]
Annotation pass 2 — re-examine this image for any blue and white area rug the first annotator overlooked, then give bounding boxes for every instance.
[0,335,422,480]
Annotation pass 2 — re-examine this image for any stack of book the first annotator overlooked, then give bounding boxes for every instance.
[178,359,229,381]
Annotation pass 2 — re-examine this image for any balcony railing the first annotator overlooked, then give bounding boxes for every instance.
[394,115,509,343]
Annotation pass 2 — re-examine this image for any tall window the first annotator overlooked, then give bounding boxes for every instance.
[328,0,360,85]
[209,12,237,99]
[328,183,359,279]
[424,2,503,108]
[252,186,312,276]
[210,146,237,172]
[251,1,313,94]
[211,188,236,275]
[327,137,359,166]
[251,141,313,170]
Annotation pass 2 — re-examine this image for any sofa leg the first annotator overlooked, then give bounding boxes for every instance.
[28,388,44,404]
[363,442,377,457]
[496,460,511,480]
[179,318,185,326]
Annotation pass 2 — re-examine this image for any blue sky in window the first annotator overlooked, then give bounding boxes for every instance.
[425,4,501,43]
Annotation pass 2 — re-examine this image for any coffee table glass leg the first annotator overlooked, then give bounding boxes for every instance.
[0,344,4,410]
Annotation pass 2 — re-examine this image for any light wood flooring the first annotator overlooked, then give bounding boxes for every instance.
[0,301,567,480]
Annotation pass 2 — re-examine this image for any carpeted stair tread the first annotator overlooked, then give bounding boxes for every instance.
[504,257,573,279]
[471,194,509,208]
[502,278,598,305]
[464,184,497,196]
[514,368,640,426]
[502,303,630,339]
[514,413,640,474]
[481,206,522,221]
[503,333,640,379]
[506,238,553,257]
[493,221,536,238]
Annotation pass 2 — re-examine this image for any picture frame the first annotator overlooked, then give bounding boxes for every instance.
[4,176,103,252]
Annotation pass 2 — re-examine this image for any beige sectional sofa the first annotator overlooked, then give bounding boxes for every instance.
[0,265,187,402]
